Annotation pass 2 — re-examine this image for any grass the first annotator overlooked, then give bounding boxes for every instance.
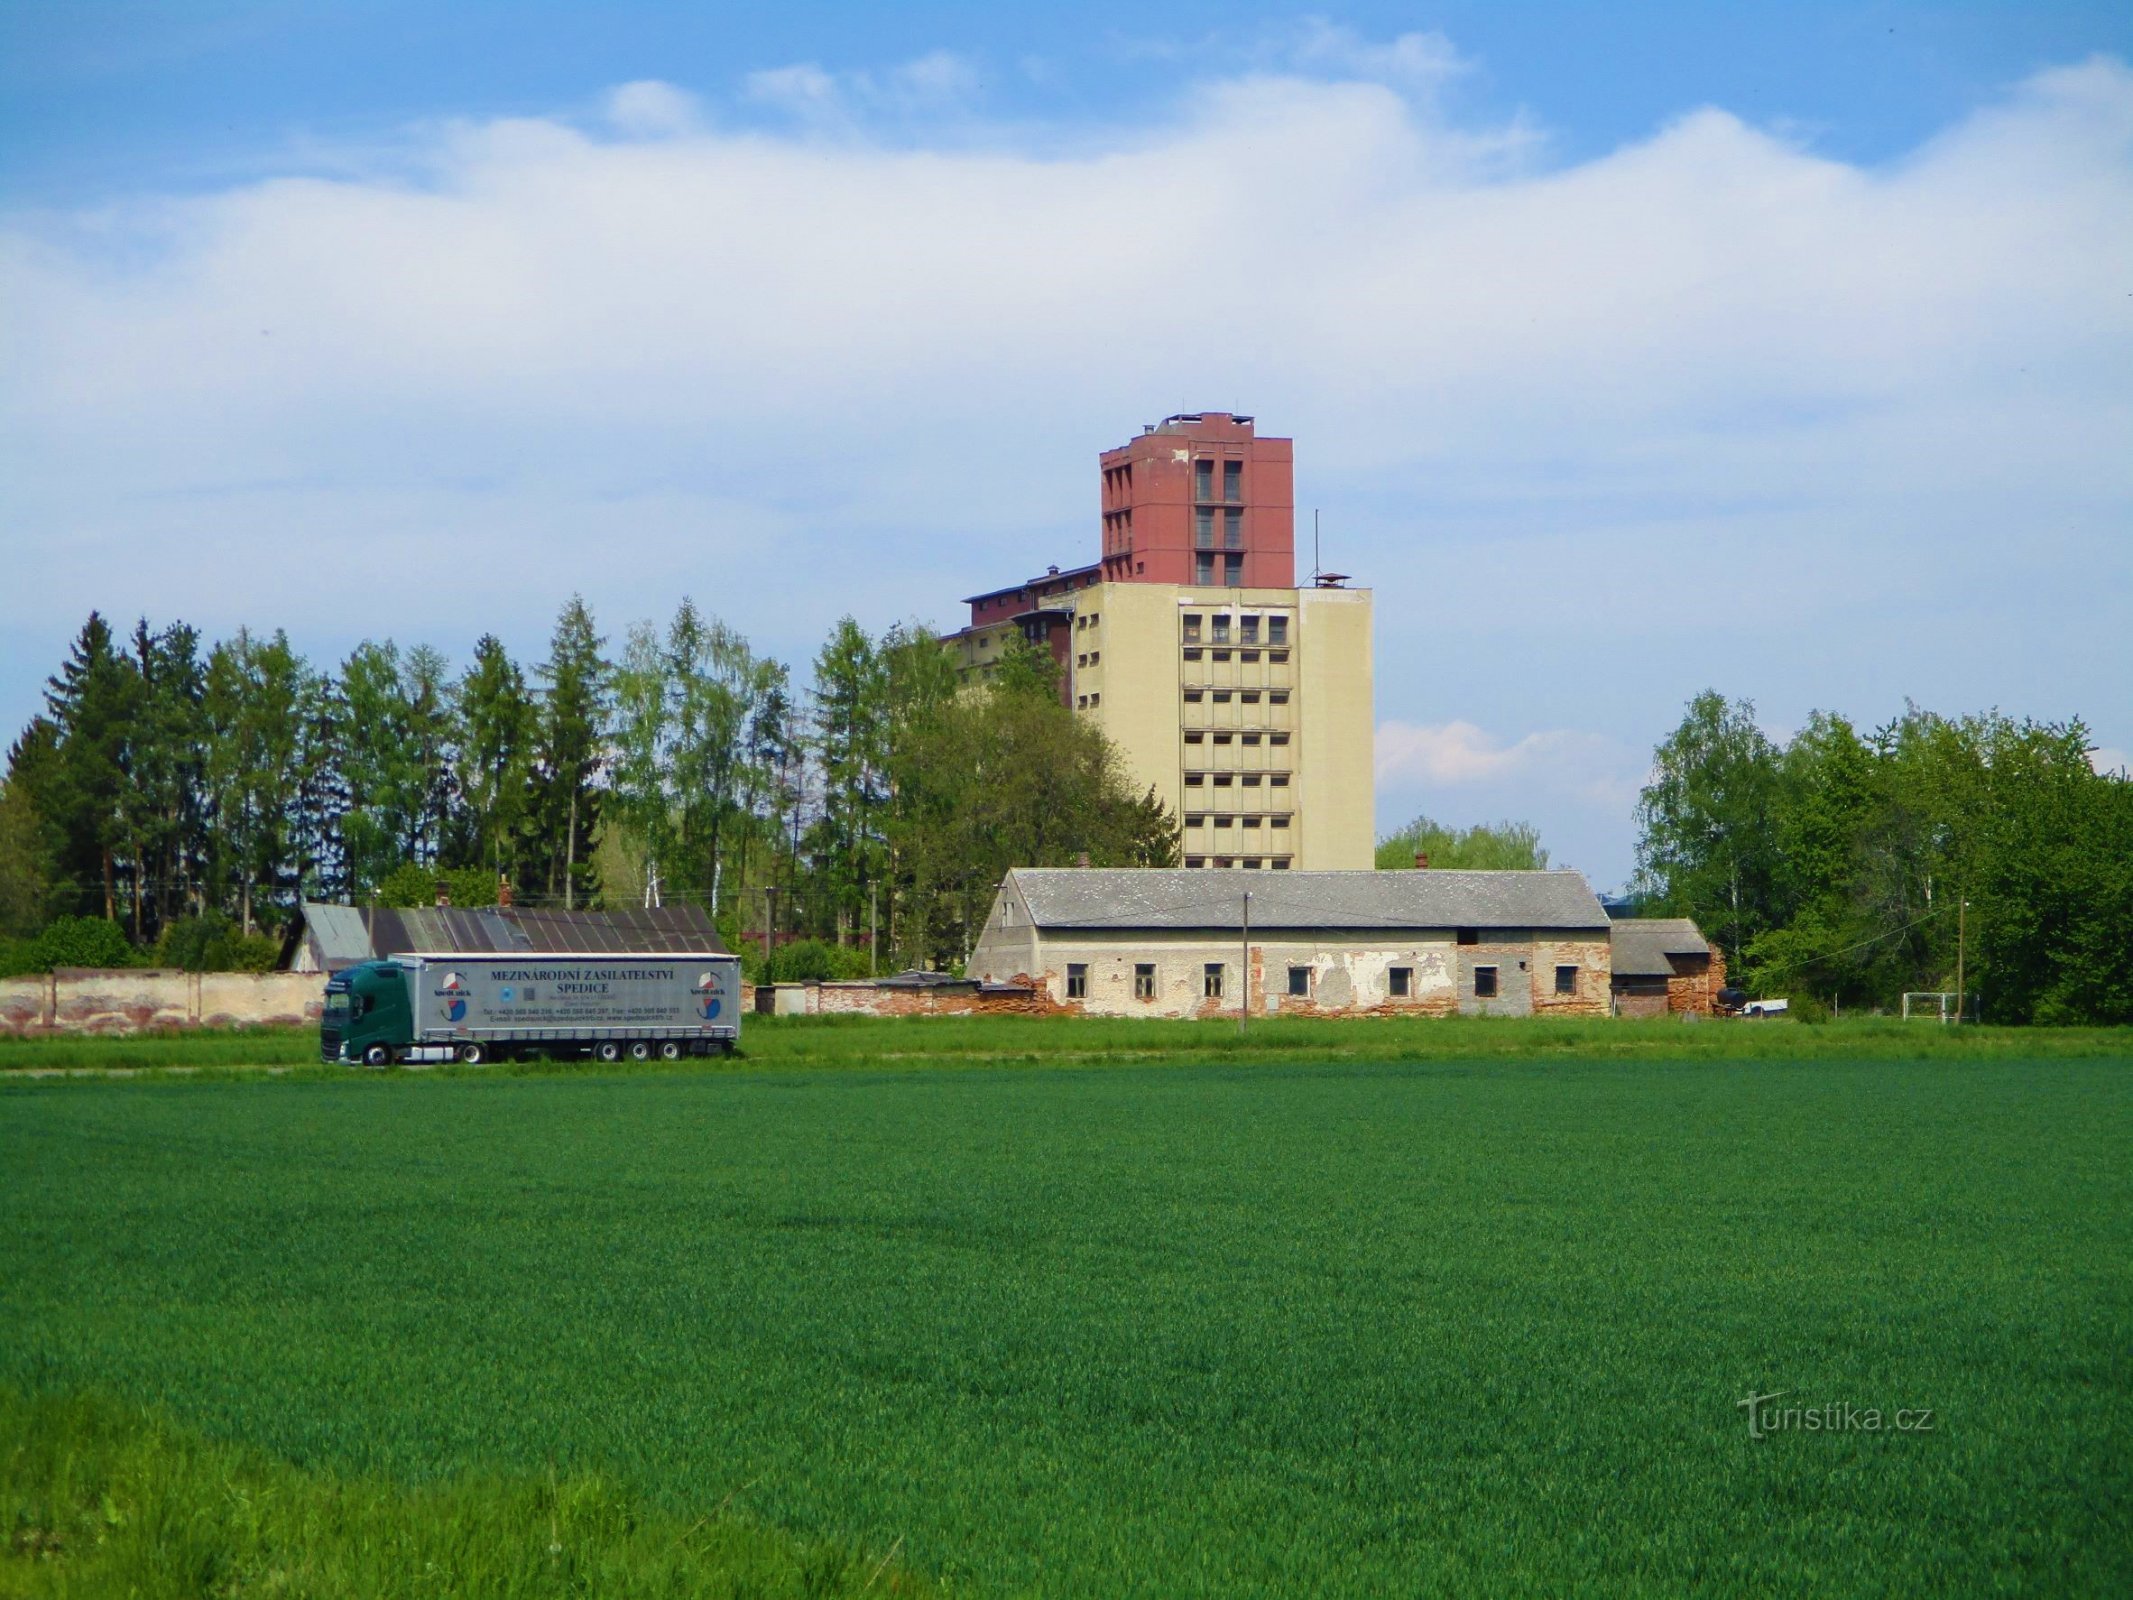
[4,1012,2130,1078]
[2,1049,2129,1594]
[0,1389,933,1597]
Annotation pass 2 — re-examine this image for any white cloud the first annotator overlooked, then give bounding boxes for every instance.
[1287,20,1469,93]
[604,80,703,139]
[1377,721,1645,808]
[2,44,2129,884]
[742,49,980,126]
[740,62,842,119]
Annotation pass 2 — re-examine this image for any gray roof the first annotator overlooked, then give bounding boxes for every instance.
[297,901,375,970]
[1004,868,1608,933]
[299,901,728,962]
[1609,918,1712,977]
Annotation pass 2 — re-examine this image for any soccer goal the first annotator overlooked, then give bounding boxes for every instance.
[1901,992,1965,1023]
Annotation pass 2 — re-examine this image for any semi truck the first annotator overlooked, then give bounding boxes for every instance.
[322,951,741,1066]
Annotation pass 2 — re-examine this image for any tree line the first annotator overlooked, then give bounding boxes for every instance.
[1633,691,2133,1024]
[0,601,1178,975]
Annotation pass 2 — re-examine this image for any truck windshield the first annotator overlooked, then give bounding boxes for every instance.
[323,989,350,1020]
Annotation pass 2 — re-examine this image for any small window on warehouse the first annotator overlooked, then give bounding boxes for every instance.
[1066,964,1088,1000]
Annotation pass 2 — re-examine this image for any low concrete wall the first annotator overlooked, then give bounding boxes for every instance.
[0,969,325,1036]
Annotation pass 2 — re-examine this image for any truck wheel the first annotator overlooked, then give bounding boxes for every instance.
[362,1044,391,1068]
[595,1041,622,1063]
[458,1042,485,1065]
[628,1041,652,1062]
[658,1041,682,1061]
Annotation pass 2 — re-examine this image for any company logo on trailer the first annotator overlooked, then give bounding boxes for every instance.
[695,971,721,1020]
[436,971,468,1024]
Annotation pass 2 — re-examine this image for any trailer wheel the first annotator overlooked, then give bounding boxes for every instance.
[362,1044,391,1068]
[458,1042,485,1065]
[595,1041,622,1063]
[658,1041,682,1061]
[627,1041,652,1062]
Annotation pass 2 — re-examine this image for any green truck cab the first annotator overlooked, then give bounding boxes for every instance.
[320,961,412,1067]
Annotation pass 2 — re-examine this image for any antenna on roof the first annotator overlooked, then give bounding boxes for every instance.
[1312,510,1320,585]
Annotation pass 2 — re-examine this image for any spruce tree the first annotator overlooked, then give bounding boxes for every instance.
[531,597,608,908]
[454,635,537,885]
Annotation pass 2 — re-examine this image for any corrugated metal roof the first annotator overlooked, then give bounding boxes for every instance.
[299,901,376,969]
[1609,918,1712,977]
[1005,868,1608,933]
[300,901,728,960]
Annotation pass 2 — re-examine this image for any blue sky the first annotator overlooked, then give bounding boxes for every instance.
[3,2,2130,887]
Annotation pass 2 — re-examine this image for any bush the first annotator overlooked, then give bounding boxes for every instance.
[25,915,138,971]
[154,913,284,972]
[0,938,38,977]
[376,862,500,910]
[764,938,876,984]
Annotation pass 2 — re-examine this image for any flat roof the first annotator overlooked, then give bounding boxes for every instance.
[962,562,1101,607]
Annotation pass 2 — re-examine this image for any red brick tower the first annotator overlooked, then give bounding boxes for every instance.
[1098,413,1294,589]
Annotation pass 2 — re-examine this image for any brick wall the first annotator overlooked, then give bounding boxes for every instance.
[743,981,1061,1018]
[0,969,326,1036]
[1667,947,1727,1016]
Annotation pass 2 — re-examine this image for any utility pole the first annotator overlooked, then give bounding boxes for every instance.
[869,884,879,978]
[761,885,777,975]
[1955,897,1967,1025]
[1240,889,1252,1035]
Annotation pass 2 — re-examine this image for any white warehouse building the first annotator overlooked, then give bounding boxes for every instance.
[968,868,1614,1019]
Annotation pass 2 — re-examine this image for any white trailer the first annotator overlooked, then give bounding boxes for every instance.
[327,950,741,1065]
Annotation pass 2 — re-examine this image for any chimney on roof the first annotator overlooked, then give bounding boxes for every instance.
[435,880,451,908]
[1414,851,1429,870]
[497,875,513,908]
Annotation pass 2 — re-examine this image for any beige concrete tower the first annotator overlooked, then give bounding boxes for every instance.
[947,413,1376,871]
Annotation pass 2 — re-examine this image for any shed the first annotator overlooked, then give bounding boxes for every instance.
[284,901,727,973]
[1608,917,1721,1017]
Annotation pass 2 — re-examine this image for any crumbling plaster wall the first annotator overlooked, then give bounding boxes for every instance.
[985,930,1612,1019]
[0,969,324,1036]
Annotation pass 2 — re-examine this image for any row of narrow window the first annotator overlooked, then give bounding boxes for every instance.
[1184,731,1292,749]
[1195,553,1245,587]
[1182,856,1291,870]
[1183,648,1290,665]
[1192,459,1245,503]
[1184,615,1286,645]
[1184,771,1291,788]
[1185,688,1288,705]
[1065,963,1578,1001]
[1183,814,1293,830]
[1194,508,1244,549]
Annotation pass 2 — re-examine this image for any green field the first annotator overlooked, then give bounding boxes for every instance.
[4,1040,2130,1595]
[7,1012,2132,1076]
